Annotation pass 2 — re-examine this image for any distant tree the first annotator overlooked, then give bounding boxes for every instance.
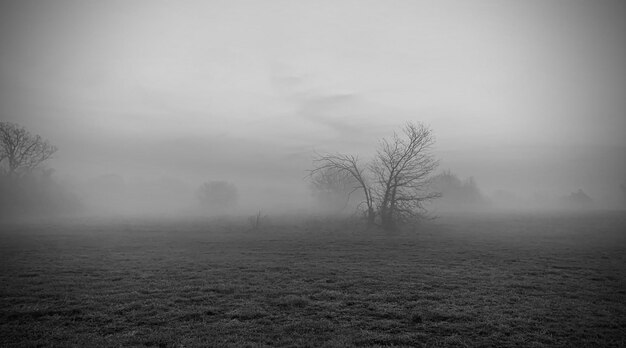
[433,170,462,189]
[565,189,592,208]
[311,122,439,230]
[0,122,57,176]
[196,181,238,212]
[430,170,488,210]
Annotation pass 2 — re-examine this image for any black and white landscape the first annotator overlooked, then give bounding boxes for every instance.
[1,1,625,347]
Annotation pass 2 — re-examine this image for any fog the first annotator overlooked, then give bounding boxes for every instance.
[1,0,625,219]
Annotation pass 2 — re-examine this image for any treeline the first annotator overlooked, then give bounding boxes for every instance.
[2,121,618,221]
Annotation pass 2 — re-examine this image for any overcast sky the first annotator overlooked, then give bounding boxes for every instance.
[1,0,624,205]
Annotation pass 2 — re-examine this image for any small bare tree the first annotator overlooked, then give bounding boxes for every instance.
[311,122,439,230]
[0,122,57,176]
[248,210,270,231]
[309,166,362,214]
[310,154,376,224]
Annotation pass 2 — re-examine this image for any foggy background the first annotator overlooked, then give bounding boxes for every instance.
[1,0,625,217]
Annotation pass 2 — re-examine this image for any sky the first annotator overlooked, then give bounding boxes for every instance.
[1,0,625,209]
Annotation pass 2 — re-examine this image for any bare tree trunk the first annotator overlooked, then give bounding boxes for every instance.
[366,206,375,225]
[357,190,377,228]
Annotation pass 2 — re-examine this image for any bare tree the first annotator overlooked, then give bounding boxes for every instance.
[0,122,57,176]
[311,122,439,230]
[309,166,361,213]
[196,180,239,212]
[371,123,440,229]
[310,153,376,224]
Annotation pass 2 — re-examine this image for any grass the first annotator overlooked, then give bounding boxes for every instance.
[1,211,625,347]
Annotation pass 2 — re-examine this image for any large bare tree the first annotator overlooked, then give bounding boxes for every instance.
[0,122,57,176]
[371,123,440,229]
[311,122,439,230]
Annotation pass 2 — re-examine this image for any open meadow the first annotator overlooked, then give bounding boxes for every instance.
[1,211,625,347]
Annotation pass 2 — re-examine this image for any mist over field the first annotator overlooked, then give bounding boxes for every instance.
[1,1,626,347]
[1,0,625,219]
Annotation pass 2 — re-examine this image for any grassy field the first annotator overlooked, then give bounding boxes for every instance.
[1,211,625,347]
